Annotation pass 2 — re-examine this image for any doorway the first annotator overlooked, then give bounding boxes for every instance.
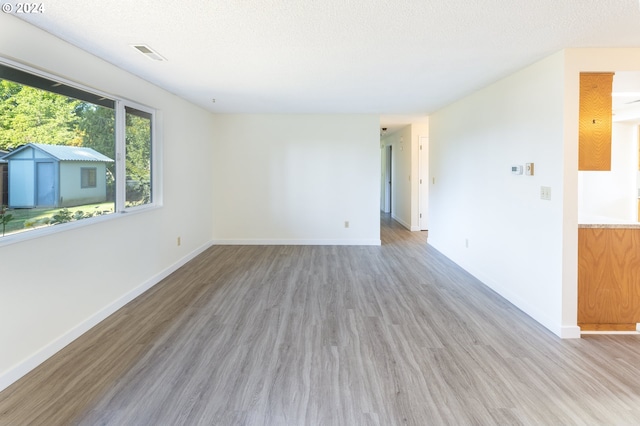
[384,145,392,214]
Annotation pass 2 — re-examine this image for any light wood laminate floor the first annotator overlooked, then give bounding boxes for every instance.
[2,214,640,425]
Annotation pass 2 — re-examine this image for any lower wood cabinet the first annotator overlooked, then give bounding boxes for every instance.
[578,227,640,331]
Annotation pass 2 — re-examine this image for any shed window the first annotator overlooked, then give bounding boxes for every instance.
[81,168,97,188]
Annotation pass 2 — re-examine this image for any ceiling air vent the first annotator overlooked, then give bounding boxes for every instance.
[131,44,166,61]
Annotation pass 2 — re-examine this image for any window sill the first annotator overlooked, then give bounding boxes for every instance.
[0,203,161,248]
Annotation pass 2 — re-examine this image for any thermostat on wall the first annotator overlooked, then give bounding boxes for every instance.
[511,165,523,175]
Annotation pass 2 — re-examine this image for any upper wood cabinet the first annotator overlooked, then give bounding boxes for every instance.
[579,72,614,171]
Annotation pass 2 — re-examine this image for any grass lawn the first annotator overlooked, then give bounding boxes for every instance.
[1,202,115,236]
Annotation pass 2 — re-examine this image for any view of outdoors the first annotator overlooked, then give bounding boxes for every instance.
[125,106,152,208]
[0,70,152,238]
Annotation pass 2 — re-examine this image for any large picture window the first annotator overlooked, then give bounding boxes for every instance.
[0,61,157,239]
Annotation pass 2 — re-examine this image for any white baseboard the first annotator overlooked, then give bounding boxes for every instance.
[427,240,582,340]
[211,239,381,246]
[0,241,213,393]
[391,215,411,231]
[559,326,581,339]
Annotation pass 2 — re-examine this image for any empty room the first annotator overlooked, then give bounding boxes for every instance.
[2,1,640,424]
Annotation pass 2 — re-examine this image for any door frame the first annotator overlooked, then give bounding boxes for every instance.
[418,136,429,230]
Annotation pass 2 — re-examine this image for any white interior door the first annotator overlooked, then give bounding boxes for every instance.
[418,136,429,230]
[385,145,392,213]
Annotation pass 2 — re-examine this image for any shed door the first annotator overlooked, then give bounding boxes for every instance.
[36,162,55,206]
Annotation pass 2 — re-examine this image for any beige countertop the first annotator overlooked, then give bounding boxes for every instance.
[579,223,640,229]
[579,216,640,229]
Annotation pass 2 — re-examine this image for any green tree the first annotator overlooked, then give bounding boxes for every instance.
[76,104,116,199]
[125,112,152,205]
[0,80,83,150]
[76,103,115,158]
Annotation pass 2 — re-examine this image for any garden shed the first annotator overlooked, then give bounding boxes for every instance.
[1,143,113,208]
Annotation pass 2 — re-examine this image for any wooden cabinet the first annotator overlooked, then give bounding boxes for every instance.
[579,72,614,171]
[578,227,640,331]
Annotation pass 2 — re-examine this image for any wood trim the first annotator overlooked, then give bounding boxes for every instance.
[578,323,637,331]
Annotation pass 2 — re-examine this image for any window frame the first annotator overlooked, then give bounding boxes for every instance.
[117,101,158,212]
[0,57,162,246]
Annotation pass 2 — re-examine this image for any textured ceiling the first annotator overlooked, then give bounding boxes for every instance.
[11,0,640,122]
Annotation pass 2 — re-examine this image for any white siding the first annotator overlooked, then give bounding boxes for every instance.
[8,160,35,207]
[59,162,108,207]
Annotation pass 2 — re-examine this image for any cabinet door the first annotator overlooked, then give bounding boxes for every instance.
[578,227,640,331]
[579,72,614,171]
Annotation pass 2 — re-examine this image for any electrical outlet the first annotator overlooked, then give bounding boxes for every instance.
[344,221,350,228]
[177,236,181,246]
[465,238,469,248]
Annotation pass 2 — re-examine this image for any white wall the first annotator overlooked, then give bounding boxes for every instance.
[429,51,568,336]
[579,122,638,222]
[211,114,380,245]
[0,15,215,390]
[430,48,640,338]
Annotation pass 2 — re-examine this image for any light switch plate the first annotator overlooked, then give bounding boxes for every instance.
[540,186,551,200]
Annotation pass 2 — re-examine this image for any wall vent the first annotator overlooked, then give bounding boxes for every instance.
[131,44,166,61]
